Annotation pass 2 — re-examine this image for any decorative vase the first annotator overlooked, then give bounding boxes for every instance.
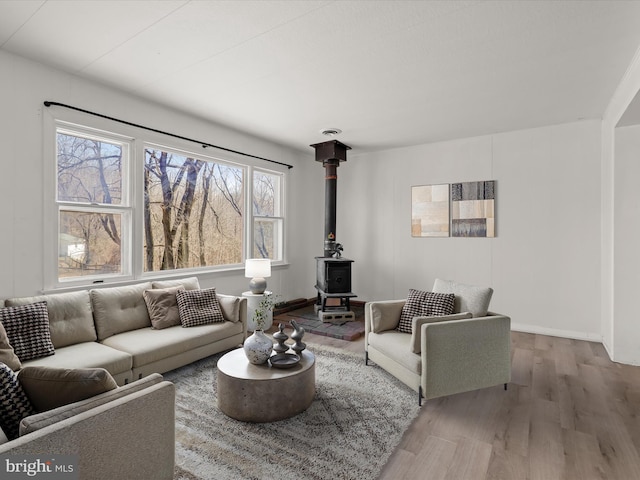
[243,330,273,365]
[290,319,306,355]
[272,323,289,354]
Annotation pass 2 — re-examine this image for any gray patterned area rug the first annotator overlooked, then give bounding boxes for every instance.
[164,344,420,480]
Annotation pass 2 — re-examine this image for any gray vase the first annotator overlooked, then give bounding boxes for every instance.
[243,330,273,365]
[290,319,306,355]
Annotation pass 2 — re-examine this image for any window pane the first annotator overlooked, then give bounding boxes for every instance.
[59,210,122,278]
[253,218,282,260]
[253,171,280,216]
[144,149,244,272]
[57,132,123,204]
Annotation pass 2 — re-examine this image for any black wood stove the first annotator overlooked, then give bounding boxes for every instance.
[310,140,356,318]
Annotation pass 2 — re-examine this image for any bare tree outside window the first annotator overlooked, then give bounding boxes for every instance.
[53,126,284,284]
[57,132,124,277]
[253,171,283,260]
[143,148,244,272]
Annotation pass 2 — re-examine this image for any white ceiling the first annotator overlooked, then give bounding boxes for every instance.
[2,0,640,154]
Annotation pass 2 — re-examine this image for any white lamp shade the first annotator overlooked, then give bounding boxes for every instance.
[245,258,271,278]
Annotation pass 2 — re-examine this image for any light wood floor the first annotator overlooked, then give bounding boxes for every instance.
[293,325,640,480]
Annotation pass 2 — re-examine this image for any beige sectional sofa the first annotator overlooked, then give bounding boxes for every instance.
[2,276,247,385]
[0,374,176,480]
[0,276,246,478]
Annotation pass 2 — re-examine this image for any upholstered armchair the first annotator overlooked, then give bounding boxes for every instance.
[364,279,511,405]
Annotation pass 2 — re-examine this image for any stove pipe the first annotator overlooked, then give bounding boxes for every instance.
[310,140,351,257]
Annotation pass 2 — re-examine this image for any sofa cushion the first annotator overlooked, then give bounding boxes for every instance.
[397,290,455,333]
[0,362,35,440]
[91,282,153,341]
[18,366,118,413]
[101,321,243,368]
[21,342,133,382]
[176,288,224,327]
[0,322,21,371]
[410,312,473,354]
[0,302,55,362]
[217,294,241,323]
[143,286,184,330]
[432,279,493,317]
[5,290,97,348]
[367,331,421,375]
[152,276,200,291]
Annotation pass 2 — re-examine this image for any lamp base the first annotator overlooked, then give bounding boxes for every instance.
[249,277,267,294]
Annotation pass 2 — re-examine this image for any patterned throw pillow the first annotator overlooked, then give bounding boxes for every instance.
[176,288,225,327]
[0,362,35,440]
[397,289,455,333]
[0,302,55,362]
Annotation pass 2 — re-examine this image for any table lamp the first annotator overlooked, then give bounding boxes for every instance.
[245,258,271,294]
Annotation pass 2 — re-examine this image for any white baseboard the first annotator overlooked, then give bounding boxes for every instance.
[511,323,603,343]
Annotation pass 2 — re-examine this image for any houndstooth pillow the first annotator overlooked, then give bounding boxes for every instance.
[0,362,35,440]
[0,302,55,362]
[397,289,455,333]
[176,288,225,327]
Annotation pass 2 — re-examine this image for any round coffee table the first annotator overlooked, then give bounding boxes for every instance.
[217,348,315,422]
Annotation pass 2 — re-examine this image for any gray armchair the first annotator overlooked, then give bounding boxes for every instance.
[364,279,511,405]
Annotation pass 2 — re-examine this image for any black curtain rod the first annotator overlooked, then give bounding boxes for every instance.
[43,101,293,169]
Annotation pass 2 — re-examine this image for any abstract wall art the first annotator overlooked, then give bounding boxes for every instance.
[411,184,450,237]
[450,180,495,237]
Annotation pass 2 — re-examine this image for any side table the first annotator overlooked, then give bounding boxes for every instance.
[242,290,273,331]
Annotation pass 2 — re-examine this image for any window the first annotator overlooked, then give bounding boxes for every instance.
[252,170,283,260]
[50,121,285,286]
[56,129,131,279]
[143,147,244,271]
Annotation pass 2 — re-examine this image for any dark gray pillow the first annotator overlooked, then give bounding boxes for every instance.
[18,367,118,413]
[143,286,185,329]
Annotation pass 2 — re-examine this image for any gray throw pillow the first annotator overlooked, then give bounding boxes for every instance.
[143,286,185,329]
[432,279,493,317]
[18,366,118,413]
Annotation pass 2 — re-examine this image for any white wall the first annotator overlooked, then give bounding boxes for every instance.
[3,47,637,357]
[603,45,640,365]
[339,120,602,341]
[613,125,640,365]
[0,50,318,301]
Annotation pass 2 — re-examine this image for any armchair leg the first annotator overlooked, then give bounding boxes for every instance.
[418,386,423,407]
[504,383,508,391]
[365,351,369,366]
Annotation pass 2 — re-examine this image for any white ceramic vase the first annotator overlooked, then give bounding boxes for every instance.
[243,330,273,365]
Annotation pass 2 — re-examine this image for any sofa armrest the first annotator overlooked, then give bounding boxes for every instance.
[1,379,175,480]
[421,314,511,400]
[19,373,164,434]
[365,299,405,335]
[410,312,473,354]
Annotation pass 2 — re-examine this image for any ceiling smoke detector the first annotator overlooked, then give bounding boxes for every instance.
[320,128,342,137]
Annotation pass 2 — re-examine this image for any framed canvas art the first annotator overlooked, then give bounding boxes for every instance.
[411,184,450,237]
[451,180,495,237]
